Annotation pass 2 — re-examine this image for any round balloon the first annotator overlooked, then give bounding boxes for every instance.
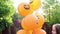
[18,3,33,17]
[36,14,45,29]
[16,30,28,34]
[30,0,41,10]
[21,14,44,30]
[33,29,46,34]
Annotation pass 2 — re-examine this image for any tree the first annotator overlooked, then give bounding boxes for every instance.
[42,0,60,27]
[0,0,15,33]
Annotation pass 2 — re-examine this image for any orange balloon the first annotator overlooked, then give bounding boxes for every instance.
[16,30,28,34]
[36,14,45,29]
[18,3,33,17]
[33,29,46,34]
[21,14,44,30]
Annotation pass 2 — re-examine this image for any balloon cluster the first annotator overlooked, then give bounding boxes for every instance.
[17,0,46,34]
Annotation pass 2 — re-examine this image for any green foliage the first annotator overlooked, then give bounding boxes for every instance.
[42,0,60,27]
[0,0,15,17]
[0,17,13,32]
[12,12,24,20]
[0,0,15,32]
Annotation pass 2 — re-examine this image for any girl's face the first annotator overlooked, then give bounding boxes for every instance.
[52,25,56,34]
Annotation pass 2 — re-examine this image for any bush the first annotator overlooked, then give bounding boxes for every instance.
[0,0,15,32]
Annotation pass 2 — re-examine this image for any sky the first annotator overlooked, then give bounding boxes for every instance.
[13,0,60,16]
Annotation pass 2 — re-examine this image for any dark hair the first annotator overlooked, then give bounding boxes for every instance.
[55,25,60,34]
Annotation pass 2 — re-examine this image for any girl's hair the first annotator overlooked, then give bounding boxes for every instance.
[55,25,60,34]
